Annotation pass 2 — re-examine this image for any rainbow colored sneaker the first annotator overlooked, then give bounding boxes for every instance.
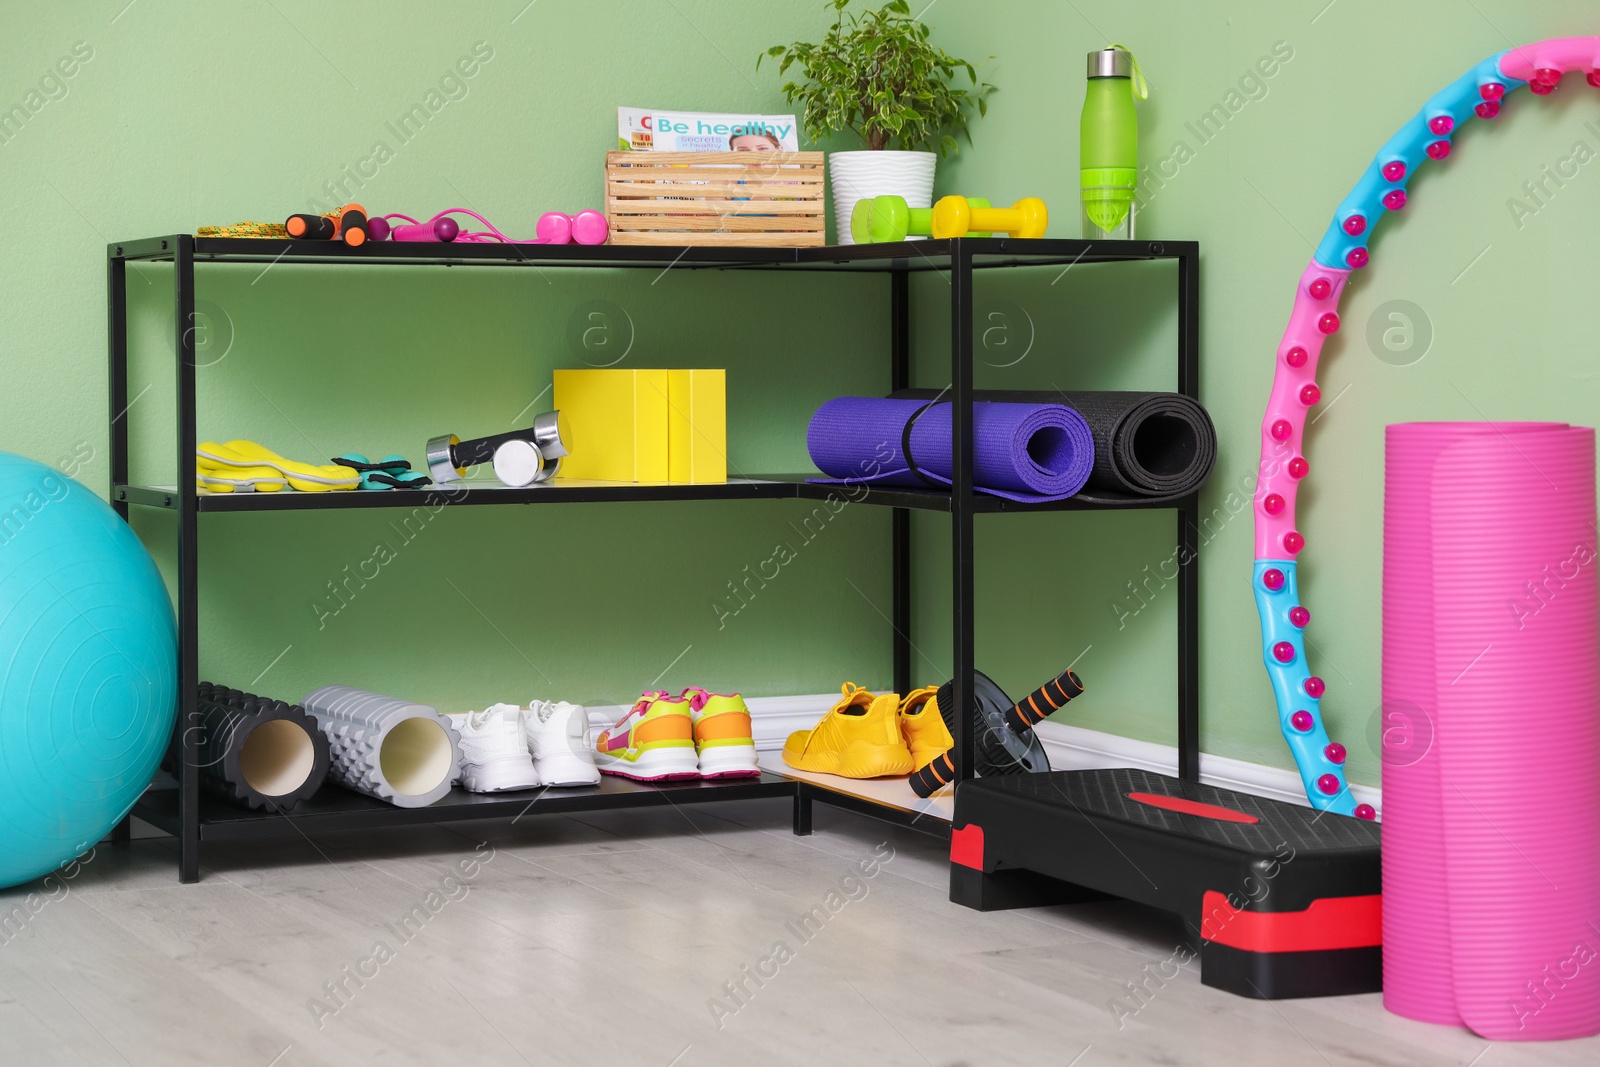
[782,683,914,778]
[682,688,760,779]
[594,691,699,781]
[898,685,952,770]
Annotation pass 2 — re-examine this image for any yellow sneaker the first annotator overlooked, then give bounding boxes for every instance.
[782,683,915,778]
[898,685,953,770]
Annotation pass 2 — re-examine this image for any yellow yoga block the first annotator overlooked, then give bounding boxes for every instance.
[668,369,726,484]
[552,369,670,482]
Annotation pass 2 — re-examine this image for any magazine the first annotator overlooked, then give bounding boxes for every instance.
[617,107,799,152]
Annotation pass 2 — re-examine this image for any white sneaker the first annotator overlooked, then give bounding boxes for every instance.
[524,700,602,786]
[447,704,541,793]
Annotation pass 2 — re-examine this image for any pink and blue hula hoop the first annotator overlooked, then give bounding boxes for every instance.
[1253,38,1600,818]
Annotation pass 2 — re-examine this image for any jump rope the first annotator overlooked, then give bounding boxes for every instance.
[276,205,607,246]
[372,207,608,245]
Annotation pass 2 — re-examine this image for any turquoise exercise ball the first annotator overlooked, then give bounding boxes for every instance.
[0,452,176,888]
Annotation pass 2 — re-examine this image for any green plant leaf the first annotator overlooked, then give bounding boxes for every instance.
[755,0,995,154]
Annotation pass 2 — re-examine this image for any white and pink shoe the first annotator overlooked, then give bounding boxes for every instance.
[592,692,700,782]
[683,688,761,779]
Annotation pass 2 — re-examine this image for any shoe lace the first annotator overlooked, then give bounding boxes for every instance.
[459,708,493,730]
[794,684,875,759]
[464,703,520,729]
[534,700,585,726]
[835,681,872,708]
[827,683,881,721]
[680,687,710,712]
[610,691,667,731]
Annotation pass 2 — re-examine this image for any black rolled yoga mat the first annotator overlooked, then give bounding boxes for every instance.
[161,683,331,812]
[893,389,1216,503]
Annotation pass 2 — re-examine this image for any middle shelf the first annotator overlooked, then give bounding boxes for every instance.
[119,477,1195,515]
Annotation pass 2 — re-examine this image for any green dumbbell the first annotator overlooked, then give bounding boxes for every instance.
[850,195,993,244]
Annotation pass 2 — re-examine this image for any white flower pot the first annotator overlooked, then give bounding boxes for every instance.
[829,150,937,245]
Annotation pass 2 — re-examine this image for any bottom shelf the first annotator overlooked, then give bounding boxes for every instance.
[134,773,796,839]
[133,762,959,844]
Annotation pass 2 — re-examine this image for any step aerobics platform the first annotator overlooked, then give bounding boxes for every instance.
[949,767,1382,999]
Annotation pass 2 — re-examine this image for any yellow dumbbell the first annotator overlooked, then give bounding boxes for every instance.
[930,196,1049,239]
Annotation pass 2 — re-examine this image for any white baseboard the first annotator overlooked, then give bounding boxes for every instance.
[1031,720,1382,816]
[588,693,1382,817]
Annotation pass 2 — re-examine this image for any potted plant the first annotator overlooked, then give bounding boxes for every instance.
[761,0,994,244]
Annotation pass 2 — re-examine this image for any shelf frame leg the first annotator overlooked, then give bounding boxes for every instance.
[108,252,137,852]
[1176,245,1201,783]
[175,237,202,883]
[950,242,976,784]
[108,252,130,517]
[891,270,912,695]
[792,788,813,836]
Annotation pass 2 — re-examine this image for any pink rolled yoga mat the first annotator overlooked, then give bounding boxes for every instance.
[1384,422,1600,1040]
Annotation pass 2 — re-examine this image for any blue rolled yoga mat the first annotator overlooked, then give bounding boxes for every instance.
[806,397,1094,502]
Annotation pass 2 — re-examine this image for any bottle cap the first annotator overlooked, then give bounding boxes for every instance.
[1087,47,1132,79]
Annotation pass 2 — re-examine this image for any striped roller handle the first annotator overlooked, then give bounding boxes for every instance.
[909,751,956,800]
[1004,669,1084,732]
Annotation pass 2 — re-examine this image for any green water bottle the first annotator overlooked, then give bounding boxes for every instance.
[1080,45,1146,238]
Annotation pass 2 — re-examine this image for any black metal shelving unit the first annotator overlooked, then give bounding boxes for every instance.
[108,235,1200,883]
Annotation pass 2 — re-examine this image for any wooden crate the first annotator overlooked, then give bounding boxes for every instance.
[605,150,826,247]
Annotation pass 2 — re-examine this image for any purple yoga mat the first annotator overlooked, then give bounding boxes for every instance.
[806,397,1094,502]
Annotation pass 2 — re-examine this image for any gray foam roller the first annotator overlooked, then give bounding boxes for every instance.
[301,685,462,808]
[179,684,331,812]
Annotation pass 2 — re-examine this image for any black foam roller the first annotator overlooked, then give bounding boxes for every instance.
[893,389,1217,503]
[167,684,331,812]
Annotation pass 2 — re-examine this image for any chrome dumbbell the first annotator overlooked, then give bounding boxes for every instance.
[426,411,571,487]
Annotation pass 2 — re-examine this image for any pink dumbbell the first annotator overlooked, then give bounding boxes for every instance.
[536,210,608,245]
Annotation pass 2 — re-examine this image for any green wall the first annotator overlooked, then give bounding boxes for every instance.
[4,1,1598,787]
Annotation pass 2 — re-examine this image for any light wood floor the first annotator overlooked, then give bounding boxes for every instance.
[1,799,1596,1066]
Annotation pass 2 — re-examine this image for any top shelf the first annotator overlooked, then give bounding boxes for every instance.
[109,235,1195,273]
